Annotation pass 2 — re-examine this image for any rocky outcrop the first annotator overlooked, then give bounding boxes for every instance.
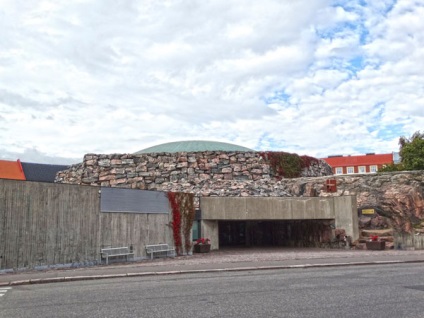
[56,151,332,189]
[56,152,423,235]
[282,172,424,234]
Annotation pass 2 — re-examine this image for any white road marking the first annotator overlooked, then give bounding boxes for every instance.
[0,287,11,297]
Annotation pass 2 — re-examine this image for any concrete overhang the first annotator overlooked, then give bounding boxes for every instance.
[200,197,338,220]
[200,196,359,242]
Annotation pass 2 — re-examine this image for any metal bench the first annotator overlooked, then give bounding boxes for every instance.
[145,243,176,260]
[101,246,134,265]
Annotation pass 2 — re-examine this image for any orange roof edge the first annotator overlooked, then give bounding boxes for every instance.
[17,158,24,173]
[0,159,26,180]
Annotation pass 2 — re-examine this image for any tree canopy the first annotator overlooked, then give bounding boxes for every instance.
[399,131,424,171]
[380,131,424,172]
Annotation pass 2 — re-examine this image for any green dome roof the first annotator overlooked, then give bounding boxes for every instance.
[135,140,254,154]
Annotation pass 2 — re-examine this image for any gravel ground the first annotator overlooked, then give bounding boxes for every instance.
[103,247,424,269]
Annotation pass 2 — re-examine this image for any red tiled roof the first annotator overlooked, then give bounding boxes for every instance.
[0,160,26,180]
[323,154,393,168]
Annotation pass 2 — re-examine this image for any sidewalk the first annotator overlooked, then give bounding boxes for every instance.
[2,247,424,286]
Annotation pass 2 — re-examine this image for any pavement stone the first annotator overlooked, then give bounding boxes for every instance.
[1,248,424,286]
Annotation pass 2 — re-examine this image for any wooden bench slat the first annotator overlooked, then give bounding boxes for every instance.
[145,244,175,260]
[101,246,134,265]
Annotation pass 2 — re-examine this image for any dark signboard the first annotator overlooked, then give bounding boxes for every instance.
[100,187,170,214]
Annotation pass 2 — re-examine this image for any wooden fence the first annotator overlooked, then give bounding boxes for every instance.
[393,232,424,250]
[0,179,172,270]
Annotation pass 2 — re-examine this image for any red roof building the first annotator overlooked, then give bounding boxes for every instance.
[0,159,26,180]
[322,153,395,175]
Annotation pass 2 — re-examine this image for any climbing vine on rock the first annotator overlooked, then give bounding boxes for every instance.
[167,192,195,255]
[167,192,182,255]
[180,193,195,253]
[260,152,319,179]
[300,155,319,169]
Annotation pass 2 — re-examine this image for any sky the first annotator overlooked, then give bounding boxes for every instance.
[1,0,423,164]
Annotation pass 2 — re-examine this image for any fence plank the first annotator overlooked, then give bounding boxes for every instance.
[0,179,174,269]
[0,180,100,269]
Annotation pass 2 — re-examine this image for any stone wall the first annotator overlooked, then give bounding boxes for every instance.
[56,151,332,192]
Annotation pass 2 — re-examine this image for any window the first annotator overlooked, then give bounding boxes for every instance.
[358,166,366,174]
[335,167,343,174]
[370,165,378,173]
[347,167,354,174]
[192,220,200,240]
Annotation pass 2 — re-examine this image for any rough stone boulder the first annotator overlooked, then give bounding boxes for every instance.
[283,171,424,234]
[356,176,424,233]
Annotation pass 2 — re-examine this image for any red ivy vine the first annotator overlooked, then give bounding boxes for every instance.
[300,155,319,169]
[260,152,319,179]
[167,192,182,255]
[167,192,195,255]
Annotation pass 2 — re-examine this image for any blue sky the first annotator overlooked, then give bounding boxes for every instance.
[0,0,423,164]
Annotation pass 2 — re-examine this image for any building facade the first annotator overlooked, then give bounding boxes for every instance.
[322,153,398,175]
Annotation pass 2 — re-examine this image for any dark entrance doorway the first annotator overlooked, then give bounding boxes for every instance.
[219,221,246,247]
[248,221,277,246]
[218,220,334,248]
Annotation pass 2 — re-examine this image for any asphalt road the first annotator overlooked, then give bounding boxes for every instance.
[1,263,424,318]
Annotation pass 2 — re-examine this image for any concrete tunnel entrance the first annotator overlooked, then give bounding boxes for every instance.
[200,196,359,251]
[218,220,335,248]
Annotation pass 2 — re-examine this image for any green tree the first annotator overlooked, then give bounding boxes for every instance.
[399,131,424,170]
[379,163,404,172]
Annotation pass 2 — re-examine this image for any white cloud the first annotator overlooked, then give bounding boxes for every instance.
[0,0,423,164]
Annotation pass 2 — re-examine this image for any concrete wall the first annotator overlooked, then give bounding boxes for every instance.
[201,220,219,250]
[200,196,358,249]
[201,197,344,221]
[0,179,172,270]
[333,196,359,240]
[99,212,172,257]
[201,197,338,220]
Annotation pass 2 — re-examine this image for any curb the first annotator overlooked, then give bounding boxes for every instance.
[1,259,424,287]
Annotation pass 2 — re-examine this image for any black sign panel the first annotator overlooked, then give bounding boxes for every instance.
[100,187,170,214]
